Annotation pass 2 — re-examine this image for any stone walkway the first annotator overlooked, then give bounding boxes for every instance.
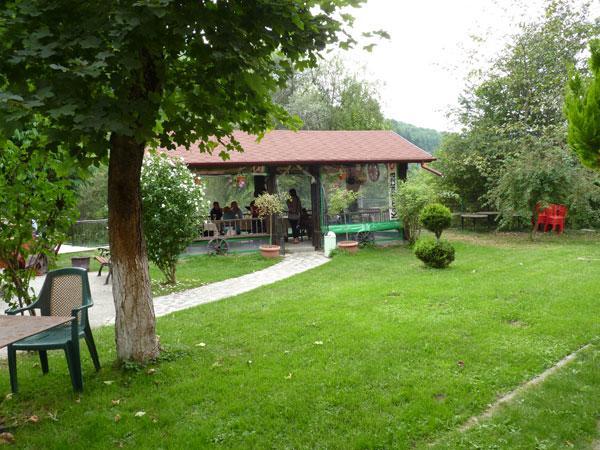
[11,252,330,328]
[151,252,328,321]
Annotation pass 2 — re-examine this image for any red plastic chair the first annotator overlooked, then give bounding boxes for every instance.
[534,203,551,230]
[544,204,567,234]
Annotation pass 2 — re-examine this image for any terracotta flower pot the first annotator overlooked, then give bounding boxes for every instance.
[338,240,359,254]
[260,245,281,258]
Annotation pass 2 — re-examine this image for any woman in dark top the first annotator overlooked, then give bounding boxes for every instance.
[287,189,301,244]
[210,202,223,221]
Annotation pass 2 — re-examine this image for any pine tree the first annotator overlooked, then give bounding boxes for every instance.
[565,39,600,170]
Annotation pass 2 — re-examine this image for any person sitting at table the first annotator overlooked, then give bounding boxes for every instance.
[230,201,243,219]
[221,206,235,235]
[248,200,262,233]
[222,206,234,220]
[210,201,223,221]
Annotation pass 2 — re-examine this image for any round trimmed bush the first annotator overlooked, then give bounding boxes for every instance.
[420,203,452,239]
[414,237,455,269]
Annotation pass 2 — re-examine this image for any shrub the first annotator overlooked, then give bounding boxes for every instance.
[420,203,452,240]
[394,179,435,245]
[141,153,207,284]
[0,137,78,308]
[414,238,455,269]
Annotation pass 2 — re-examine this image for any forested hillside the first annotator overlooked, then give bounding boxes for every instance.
[388,119,443,153]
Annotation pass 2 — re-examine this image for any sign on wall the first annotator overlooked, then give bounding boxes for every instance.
[388,163,398,220]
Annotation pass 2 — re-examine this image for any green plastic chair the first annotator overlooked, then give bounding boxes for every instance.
[5,267,101,393]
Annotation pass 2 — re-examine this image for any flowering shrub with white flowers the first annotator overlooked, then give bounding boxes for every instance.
[141,152,207,284]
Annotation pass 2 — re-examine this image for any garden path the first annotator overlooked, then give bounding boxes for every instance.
[18,252,330,328]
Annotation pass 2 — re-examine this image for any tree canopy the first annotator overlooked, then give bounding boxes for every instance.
[0,0,379,362]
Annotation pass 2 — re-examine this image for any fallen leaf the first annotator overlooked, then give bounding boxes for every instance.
[27,415,39,423]
[146,368,156,375]
[0,432,15,444]
[195,342,206,347]
[114,414,121,423]
[134,411,146,418]
[103,380,114,385]
[211,361,222,368]
[285,373,293,380]
[314,341,323,345]
[5,393,12,401]
[457,360,465,368]
[74,397,81,404]
[112,399,121,406]
[283,350,290,354]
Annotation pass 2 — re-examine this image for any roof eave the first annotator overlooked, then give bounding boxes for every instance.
[186,158,436,168]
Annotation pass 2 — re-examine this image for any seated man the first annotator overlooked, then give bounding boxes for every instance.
[229,201,243,234]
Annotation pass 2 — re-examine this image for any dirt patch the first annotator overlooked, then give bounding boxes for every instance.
[433,393,447,402]
[506,319,529,328]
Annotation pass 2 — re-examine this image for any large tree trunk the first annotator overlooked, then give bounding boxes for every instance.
[108,133,159,362]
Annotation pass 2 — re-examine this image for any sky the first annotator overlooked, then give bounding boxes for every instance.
[339,0,598,132]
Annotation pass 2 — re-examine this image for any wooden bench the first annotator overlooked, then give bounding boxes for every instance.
[95,248,112,285]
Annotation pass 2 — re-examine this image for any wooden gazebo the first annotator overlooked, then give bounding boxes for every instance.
[166,130,435,250]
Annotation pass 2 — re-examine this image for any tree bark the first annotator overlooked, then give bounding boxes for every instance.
[108,133,159,362]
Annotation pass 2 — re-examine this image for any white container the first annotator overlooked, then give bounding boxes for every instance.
[324,231,337,257]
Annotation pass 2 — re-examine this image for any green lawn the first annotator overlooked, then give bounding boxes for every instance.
[2,233,600,448]
[53,252,279,296]
[431,344,600,449]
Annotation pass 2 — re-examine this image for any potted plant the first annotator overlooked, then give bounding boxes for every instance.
[329,187,360,253]
[255,192,289,258]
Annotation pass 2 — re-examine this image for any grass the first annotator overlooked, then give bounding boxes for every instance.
[52,252,279,296]
[1,233,599,448]
[431,344,600,449]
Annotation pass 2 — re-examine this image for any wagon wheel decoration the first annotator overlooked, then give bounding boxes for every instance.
[355,231,375,246]
[207,238,229,255]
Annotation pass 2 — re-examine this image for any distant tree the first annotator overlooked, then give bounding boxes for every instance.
[0,1,379,362]
[274,57,386,130]
[435,0,600,222]
[565,39,600,171]
[76,165,108,220]
[487,140,600,235]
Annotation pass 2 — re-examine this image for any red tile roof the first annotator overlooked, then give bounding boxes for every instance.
[164,130,435,167]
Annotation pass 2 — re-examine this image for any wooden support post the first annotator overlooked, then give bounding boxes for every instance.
[309,166,322,249]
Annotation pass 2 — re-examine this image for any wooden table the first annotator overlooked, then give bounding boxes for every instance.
[460,213,488,230]
[0,315,74,349]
